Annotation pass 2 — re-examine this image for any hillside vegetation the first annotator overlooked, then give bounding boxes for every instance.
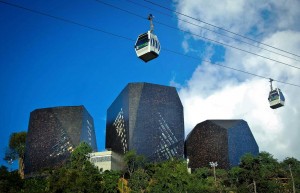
[1,142,299,193]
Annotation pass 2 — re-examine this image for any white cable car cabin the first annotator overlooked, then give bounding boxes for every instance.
[134,14,161,62]
[135,31,160,62]
[268,79,285,109]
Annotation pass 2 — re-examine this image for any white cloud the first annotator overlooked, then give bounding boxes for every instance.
[175,0,266,44]
[274,0,300,31]
[173,0,300,160]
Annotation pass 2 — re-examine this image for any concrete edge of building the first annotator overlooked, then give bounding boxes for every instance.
[89,150,125,172]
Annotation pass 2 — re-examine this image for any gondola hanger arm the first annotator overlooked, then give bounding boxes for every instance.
[148,14,154,32]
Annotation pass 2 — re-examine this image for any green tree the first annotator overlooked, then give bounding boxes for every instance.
[238,152,283,193]
[189,167,219,192]
[4,132,26,178]
[0,165,23,193]
[148,159,191,193]
[123,150,146,177]
[128,168,150,193]
[257,152,284,192]
[215,168,229,191]
[22,177,48,193]
[281,157,300,192]
[100,170,121,193]
[3,148,17,171]
[48,166,102,193]
[227,166,243,191]
[238,153,261,192]
[47,142,102,193]
[69,141,93,170]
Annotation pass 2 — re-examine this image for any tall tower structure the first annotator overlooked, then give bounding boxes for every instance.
[106,82,184,162]
[24,105,97,176]
[185,120,259,170]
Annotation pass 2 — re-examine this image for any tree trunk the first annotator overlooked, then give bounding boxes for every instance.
[289,164,296,193]
[18,157,25,179]
[253,180,257,193]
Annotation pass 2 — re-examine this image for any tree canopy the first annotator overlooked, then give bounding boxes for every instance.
[4,132,27,162]
[4,132,27,179]
[1,142,300,193]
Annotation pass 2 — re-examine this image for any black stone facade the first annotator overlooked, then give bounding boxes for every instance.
[24,106,97,176]
[106,82,185,162]
[185,120,259,170]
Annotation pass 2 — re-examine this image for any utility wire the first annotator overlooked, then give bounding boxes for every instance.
[144,0,300,59]
[126,0,300,63]
[97,0,300,70]
[1,0,299,88]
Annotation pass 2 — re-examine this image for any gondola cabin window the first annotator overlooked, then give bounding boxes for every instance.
[136,34,149,50]
[268,90,279,102]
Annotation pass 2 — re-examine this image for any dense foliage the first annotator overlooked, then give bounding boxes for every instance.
[1,142,300,192]
[4,132,27,178]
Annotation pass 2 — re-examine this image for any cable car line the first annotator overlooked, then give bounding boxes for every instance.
[144,0,300,59]
[96,0,300,70]
[126,0,300,63]
[1,0,299,88]
[0,0,136,42]
[163,47,300,88]
[155,21,300,70]
[95,0,147,20]
[163,48,268,80]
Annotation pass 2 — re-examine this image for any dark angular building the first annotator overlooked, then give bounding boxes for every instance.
[185,120,259,170]
[24,105,97,176]
[106,82,185,162]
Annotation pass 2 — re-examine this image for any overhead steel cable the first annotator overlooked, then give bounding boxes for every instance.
[144,0,300,59]
[0,0,135,42]
[163,48,300,88]
[154,21,300,70]
[126,0,300,63]
[96,0,300,70]
[163,48,268,80]
[1,0,299,88]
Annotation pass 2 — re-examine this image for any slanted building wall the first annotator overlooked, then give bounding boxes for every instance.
[24,106,97,177]
[106,82,185,162]
[185,120,259,170]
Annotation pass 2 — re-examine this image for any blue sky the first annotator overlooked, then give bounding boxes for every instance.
[0,0,204,168]
[1,0,300,169]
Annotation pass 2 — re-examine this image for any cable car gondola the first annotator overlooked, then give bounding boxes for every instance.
[135,14,160,62]
[268,79,285,109]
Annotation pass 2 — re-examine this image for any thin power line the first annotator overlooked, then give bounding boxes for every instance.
[97,0,300,70]
[126,0,300,63]
[144,0,300,59]
[0,0,299,88]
